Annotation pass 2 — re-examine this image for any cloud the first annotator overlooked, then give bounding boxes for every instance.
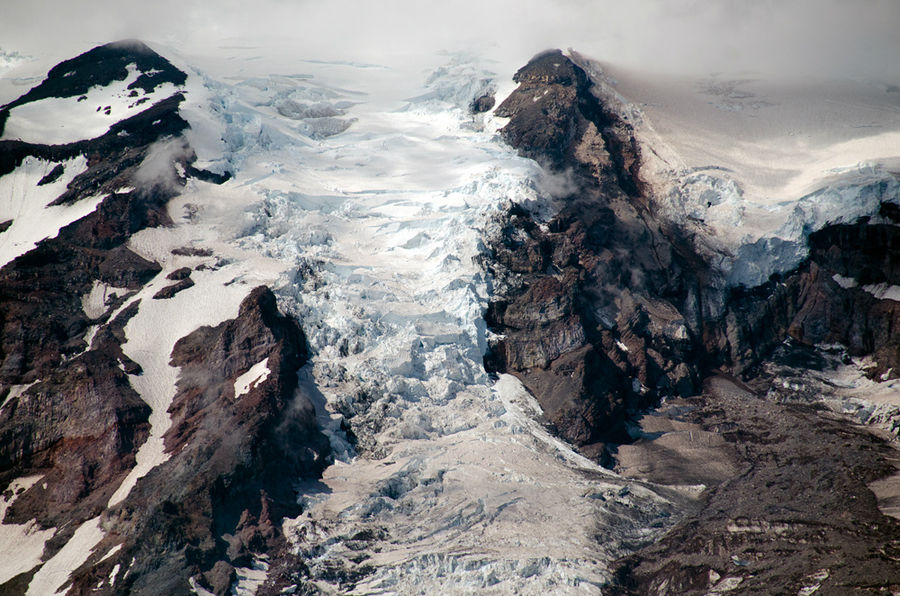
[134,138,191,192]
[1,0,898,79]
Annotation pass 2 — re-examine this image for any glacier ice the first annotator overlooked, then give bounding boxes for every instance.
[167,51,685,592]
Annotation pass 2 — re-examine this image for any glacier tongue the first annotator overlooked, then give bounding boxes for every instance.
[180,52,681,591]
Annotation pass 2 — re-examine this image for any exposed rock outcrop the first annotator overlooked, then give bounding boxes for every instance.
[64,287,330,595]
[609,377,900,594]
[0,41,329,595]
[721,221,900,380]
[486,49,900,462]
[485,50,708,458]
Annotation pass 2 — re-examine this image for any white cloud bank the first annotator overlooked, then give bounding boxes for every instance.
[0,0,899,80]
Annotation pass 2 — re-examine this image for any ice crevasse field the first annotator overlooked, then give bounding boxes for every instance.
[166,47,678,592]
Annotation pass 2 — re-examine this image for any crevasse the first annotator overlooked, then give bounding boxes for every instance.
[181,52,681,593]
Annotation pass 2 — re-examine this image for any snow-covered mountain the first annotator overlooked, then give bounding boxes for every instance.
[0,39,898,595]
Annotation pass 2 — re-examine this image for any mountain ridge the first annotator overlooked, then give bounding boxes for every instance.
[0,40,897,595]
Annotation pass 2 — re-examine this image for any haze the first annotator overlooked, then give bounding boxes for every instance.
[2,0,899,80]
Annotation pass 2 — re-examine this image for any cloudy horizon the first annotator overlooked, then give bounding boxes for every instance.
[2,0,899,80]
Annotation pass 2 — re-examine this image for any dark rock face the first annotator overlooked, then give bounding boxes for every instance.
[609,377,900,595]
[64,287,330,596]
[152,277,195,299]
[489,49,900,593]
[0,41,329,595]
[486,50,707,455]
[37,163,65,186]
[471,93,495,114]
[495,50,642,195]
[721,221,900,380]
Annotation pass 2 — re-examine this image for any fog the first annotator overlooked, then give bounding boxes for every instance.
[1,0,899,79]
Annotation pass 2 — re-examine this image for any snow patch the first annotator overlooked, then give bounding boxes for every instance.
[108,563,120,587]
[0,475,54,586]
[188,577,216,596]
[1,381,37,410]
[234,358,270,399]
[862,282,900,302]
[1,63,182,144]
[0,156,101,268]
[233,557,269,595]
[765,346,900,438]
[827,275,900,302]
[832,274,858,289]
[798,569,830,596]
[97,544,122,564]
[81,280,129,320]
[26,516,104,596]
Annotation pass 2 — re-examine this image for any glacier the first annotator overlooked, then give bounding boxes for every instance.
[1,37,898,594]
[177,47,899,592]
[149,49,688,592]
[582,57,900,288]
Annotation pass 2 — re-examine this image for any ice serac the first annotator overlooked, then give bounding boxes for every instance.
[0,41,329,595]
[487,50,707,460]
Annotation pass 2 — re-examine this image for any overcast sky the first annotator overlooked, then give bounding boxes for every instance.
[2,0,899,79]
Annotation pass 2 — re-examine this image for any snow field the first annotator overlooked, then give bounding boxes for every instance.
[25,516,104,596]
[81,280,129,320]
[0,475,54,586]
[1,63,181,145]
[0,156,103,268]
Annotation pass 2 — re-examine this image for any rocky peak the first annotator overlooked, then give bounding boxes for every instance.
[0,40,186,137]
[0,42,329,595]
[496,49,642,196]
[486,50,709,457]
[486,48,900,460]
